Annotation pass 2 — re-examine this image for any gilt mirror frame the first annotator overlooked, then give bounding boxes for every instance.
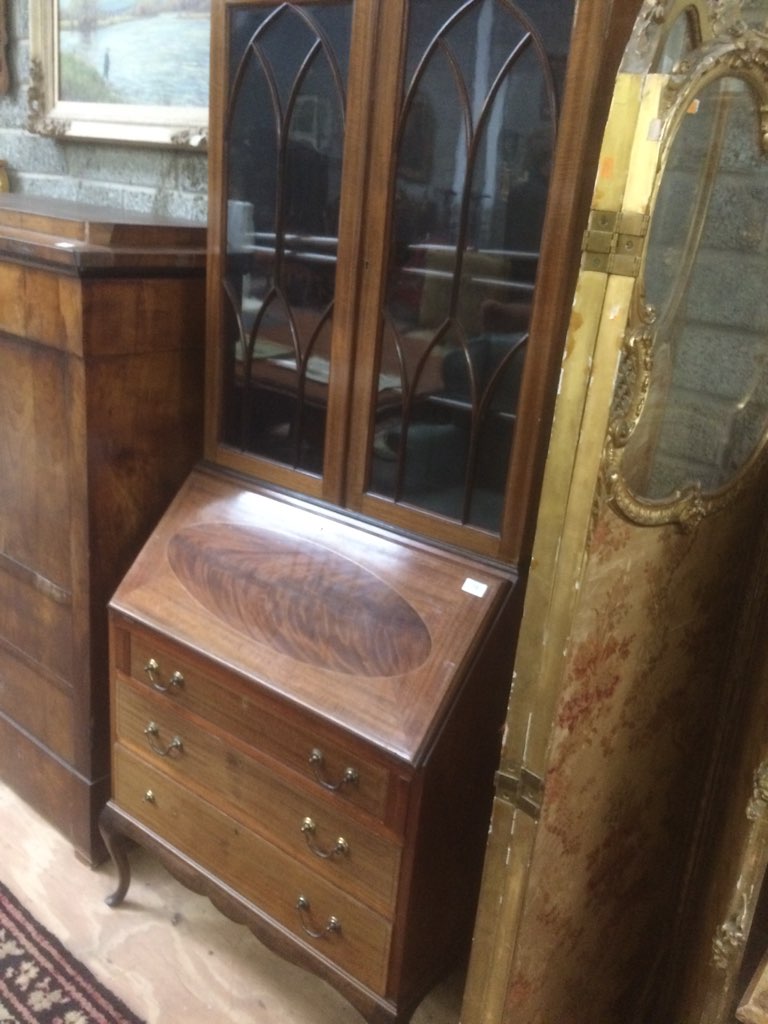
[27,0,209,148]
[604,3,768,531]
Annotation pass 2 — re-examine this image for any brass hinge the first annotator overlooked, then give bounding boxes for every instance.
[581,209,649,277]
[494,765,544,821]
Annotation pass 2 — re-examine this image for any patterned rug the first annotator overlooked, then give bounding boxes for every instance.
[0,879,144,1023]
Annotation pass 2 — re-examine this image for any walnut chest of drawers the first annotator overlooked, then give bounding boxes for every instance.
[100,468,518,1023]
[0,195,206,864]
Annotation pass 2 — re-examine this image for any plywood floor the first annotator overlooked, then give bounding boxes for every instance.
[0,783,463,1024]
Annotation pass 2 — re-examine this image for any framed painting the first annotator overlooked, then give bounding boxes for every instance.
[28,0,210,148]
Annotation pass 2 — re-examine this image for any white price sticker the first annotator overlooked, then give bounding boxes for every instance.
[462,577,488,598]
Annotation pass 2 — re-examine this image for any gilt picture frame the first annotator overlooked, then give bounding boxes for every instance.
[28,0,209,148]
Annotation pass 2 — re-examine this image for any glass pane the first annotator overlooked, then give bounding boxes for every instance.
[624,75,768,499]
[367,0,572,533]
[220,3,351,474]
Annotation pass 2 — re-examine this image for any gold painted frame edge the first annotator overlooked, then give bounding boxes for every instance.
[27,0,209,149]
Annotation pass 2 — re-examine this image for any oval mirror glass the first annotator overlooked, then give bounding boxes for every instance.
[622,74,768,502]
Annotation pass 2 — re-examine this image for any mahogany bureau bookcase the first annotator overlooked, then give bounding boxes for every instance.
[97,1,636,1022]
[0,195,206,865]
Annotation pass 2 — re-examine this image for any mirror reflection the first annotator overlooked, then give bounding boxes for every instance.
[622,74,768,501]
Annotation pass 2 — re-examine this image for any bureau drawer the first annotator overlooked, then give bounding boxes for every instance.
[121,627,400,825]
[115,678,401,914]
[113,746,392,994]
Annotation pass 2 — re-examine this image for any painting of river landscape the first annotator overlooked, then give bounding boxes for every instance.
[58,0,210,108]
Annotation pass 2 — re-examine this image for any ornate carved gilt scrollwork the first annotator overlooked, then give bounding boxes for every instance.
[627,0,768,79]
[712,894,748,970]
[26,58,70,139]
[604,320,710,532]
[609,317,656,448]
[711,760,768,971]
[170,127,208,150]
[636,0,684,51]
[628,0,707,72]
[747,760,768,822]
[656,24,768,123]
[604,309,750,531]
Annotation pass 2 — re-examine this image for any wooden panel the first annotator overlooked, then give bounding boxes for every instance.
[0,195,206,270]
[0,195,206,248]
[0,333,76,695]
[165,523,431,677]
[81,276,206,358]
[111,468,514,765]
[124,625,398,825]
[115,677,403,914]
[114,745,392,994]
[85,343,205,629]
[0,642,74,762]
[0,334,74,587]
[82,275,205,780]
[0,711,109,863]
[389,586,519,1003]
[0,570,73,689]
[0,266,83,352]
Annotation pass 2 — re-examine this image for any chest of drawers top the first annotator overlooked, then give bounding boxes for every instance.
[0,194,206,273]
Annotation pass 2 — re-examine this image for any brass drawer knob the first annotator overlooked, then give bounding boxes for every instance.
[143,658,185,694]
[300,817,349,859]
[144,721,184,758]
[308,748,359,792]
[296,895,341,939]
[143,790,156,804]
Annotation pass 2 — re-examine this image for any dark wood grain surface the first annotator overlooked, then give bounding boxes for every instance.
[0,199,206,863]
[112,468,514,764]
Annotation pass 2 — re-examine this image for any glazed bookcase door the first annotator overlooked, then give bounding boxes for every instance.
[206,0,371,503]
[463,2,768,1022]
[345,0,574,559]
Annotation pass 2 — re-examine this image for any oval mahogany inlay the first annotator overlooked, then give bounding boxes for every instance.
[167,523,432,677]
